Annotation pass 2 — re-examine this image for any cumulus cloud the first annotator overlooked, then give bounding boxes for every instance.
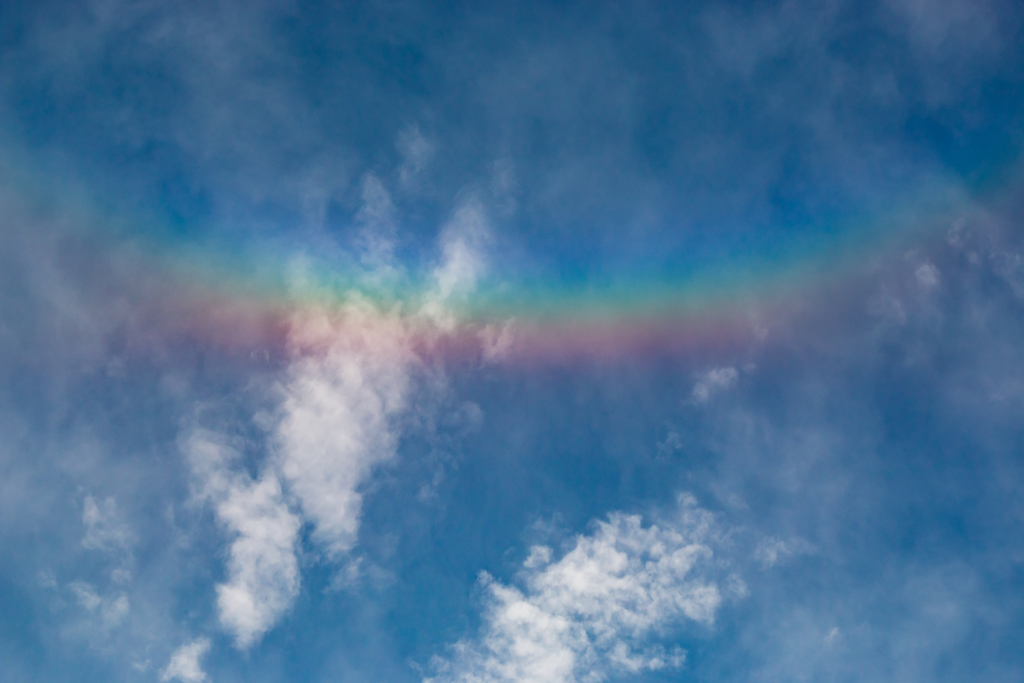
[427,496,733,683]
[161,638,211,683]
[183,323,413,651]
[279,208,491,558]
[266,200,490,580]
[276,302,413,558]
[185,429,301,649]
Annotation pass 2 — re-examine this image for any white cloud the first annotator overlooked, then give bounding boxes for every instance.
[436,202,488,298]
[180,214,490,648]
[692,367,739,403]
[427,496,732,683]
[269,209,489,564]
[422,200,490,330]
[161,638,211,683]
[82,495,132,554]
[186,429,301,649]
[276,302,413,558]
[213,474,300,649]
[179,301,431,650]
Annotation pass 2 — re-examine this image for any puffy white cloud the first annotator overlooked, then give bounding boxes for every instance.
[274,207,491,558]
[181,213,492,647]
[179,301,433,650]
[427,497,732,683]
[213,474,300,649]
[186,429,301,649]
[161,638,211,683]
[276,302,413,558]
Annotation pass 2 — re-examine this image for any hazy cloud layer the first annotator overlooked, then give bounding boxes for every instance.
[0,0,1022,681]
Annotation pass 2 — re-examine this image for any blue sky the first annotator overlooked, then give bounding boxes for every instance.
[1,1,1024,682]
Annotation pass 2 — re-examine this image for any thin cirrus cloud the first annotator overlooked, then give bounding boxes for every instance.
[81,495,134,581]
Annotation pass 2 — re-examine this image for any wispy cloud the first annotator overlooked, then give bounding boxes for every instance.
[1,1,1023,680]
[355,173,400,277]
[754,536,816,569]
[398,124,435,188]
[421,198,491,330]
[691,366,739,403]
[82,495,134,582]
[69,581,131,629]
[179,209,493,648]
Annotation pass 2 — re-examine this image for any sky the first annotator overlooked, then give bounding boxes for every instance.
[1,1,1024,681]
